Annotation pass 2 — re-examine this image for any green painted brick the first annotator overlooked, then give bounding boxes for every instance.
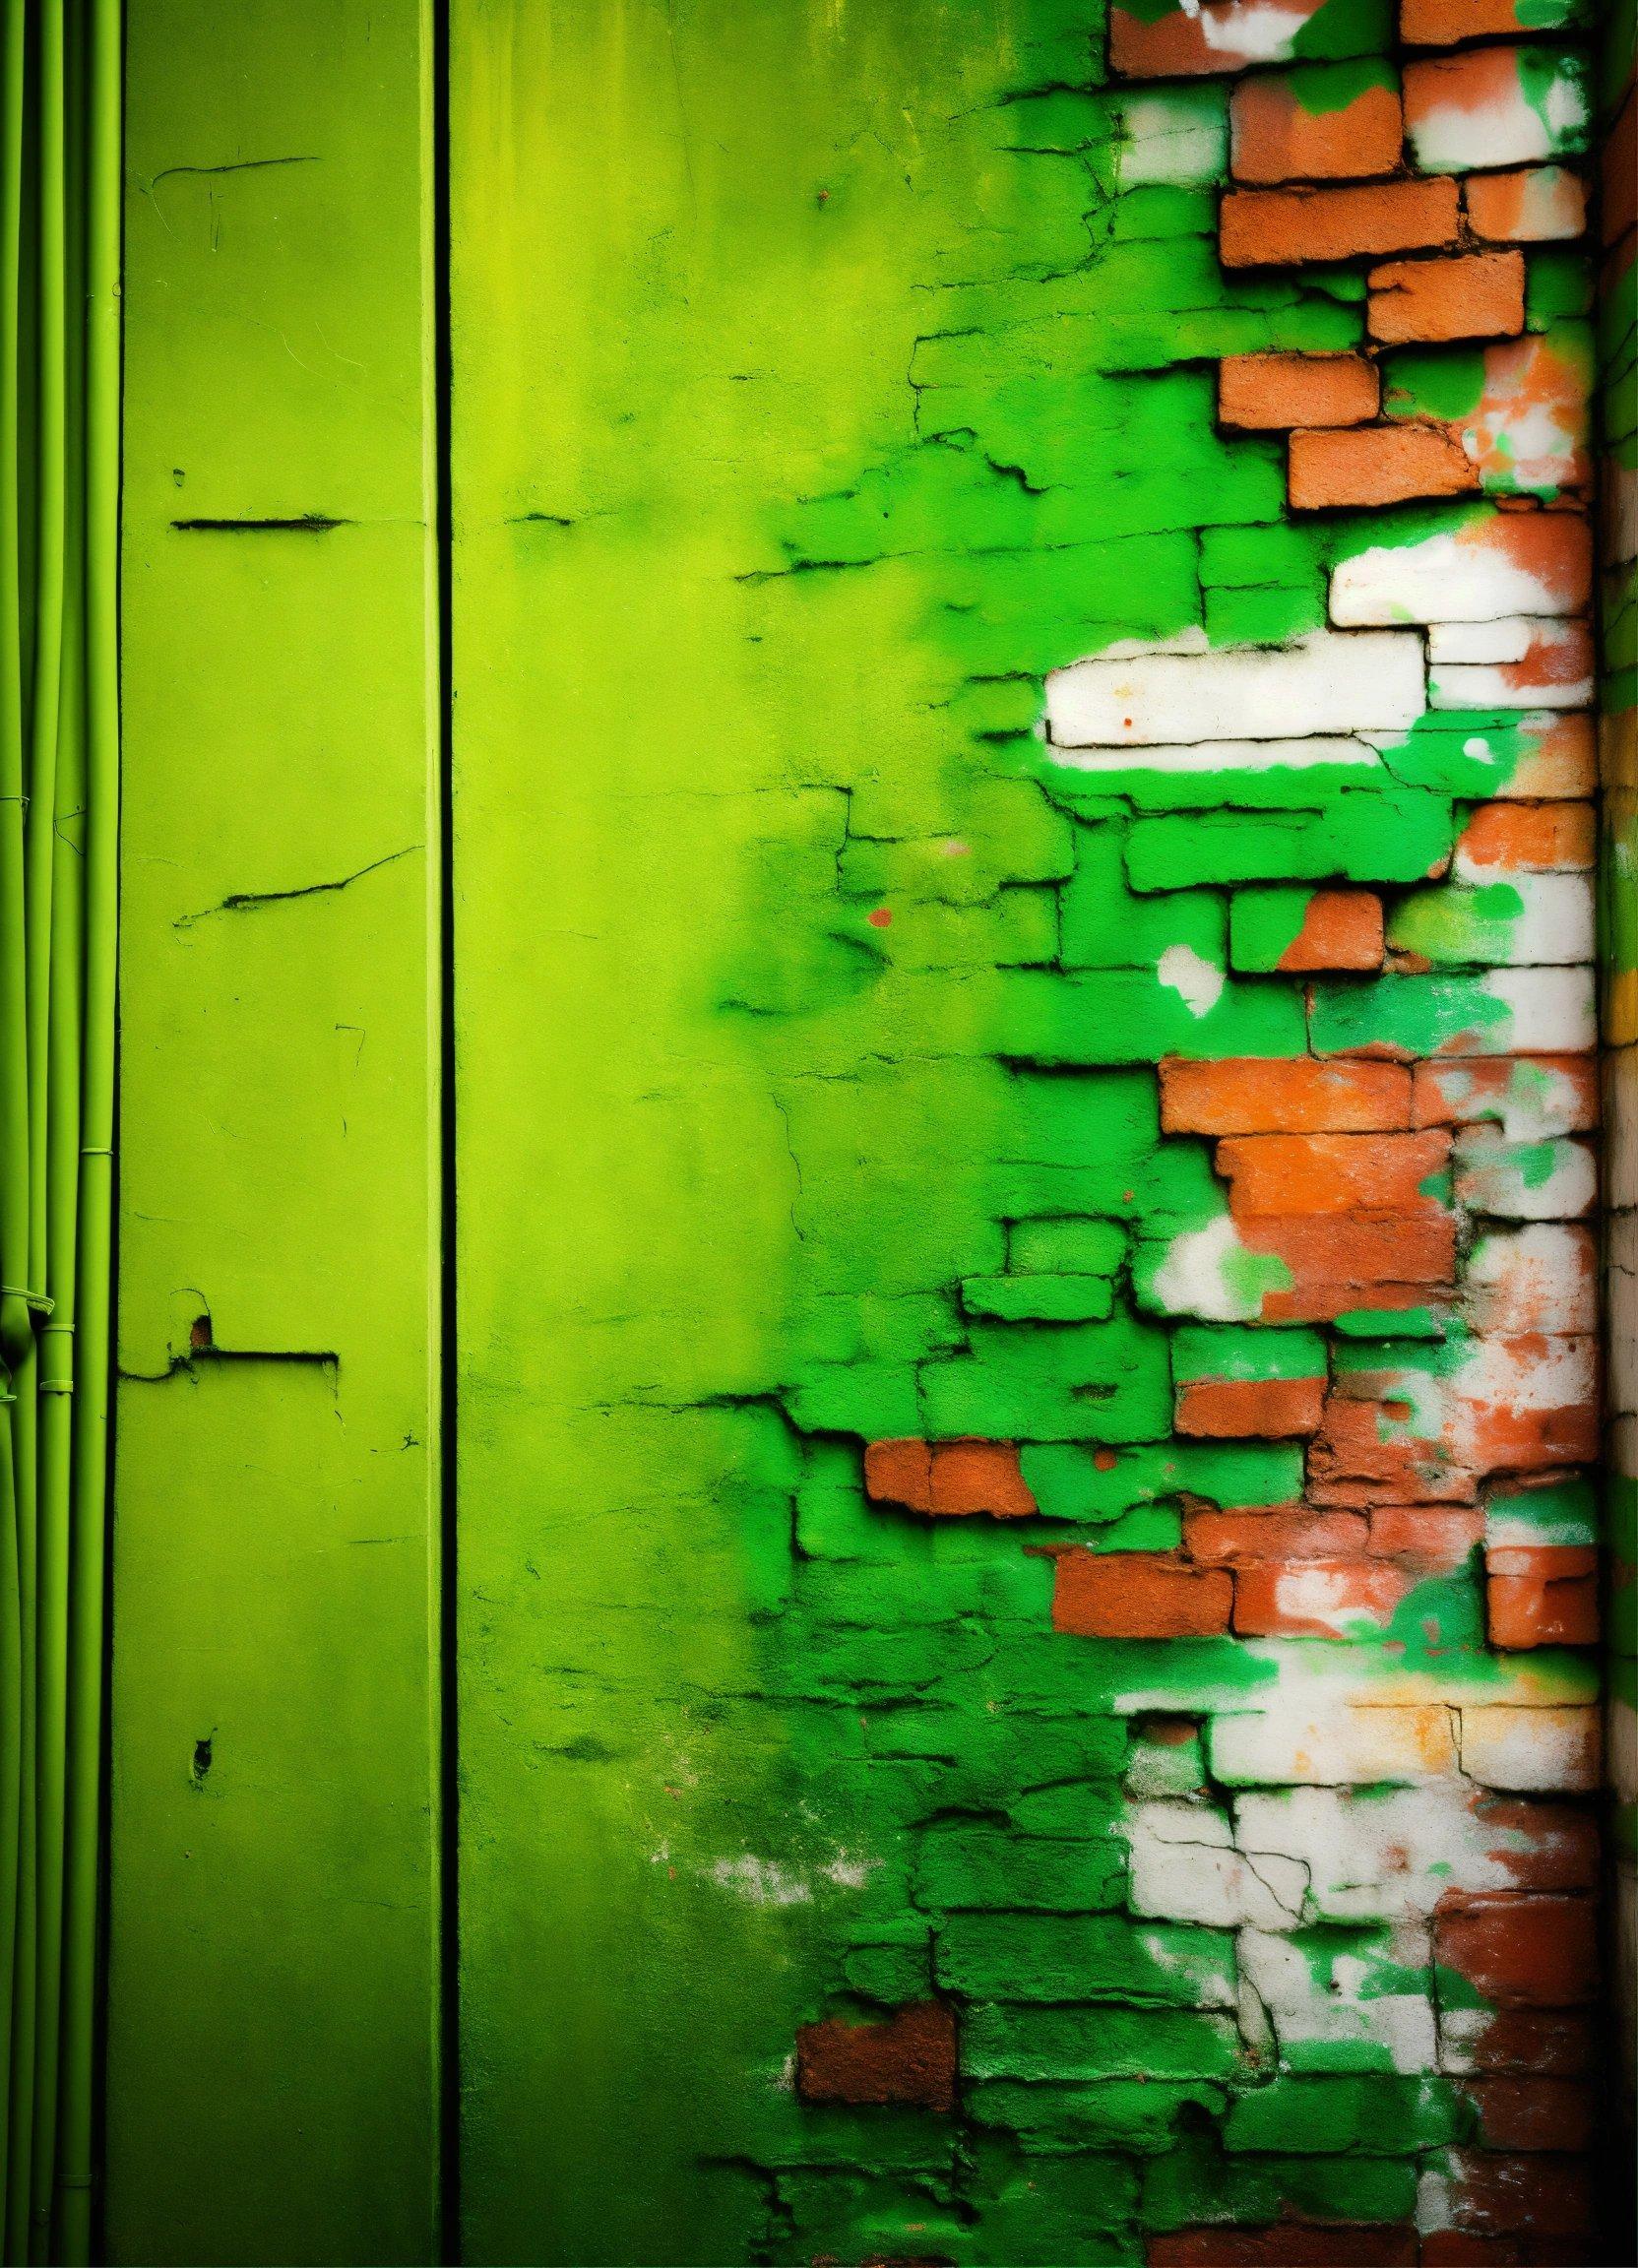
[1228,887,1321,974]
[1222,2074,1467,2156]
[962,2004,1242,2083]
[961,1274,1116,1322]
[1126,793,1454,890]
[918,1311,1174,1443]
[1008,1217,1128,1277]
[996,970,1307,1066]
[1308,972,1514,1057]
[967,2078,1229,2155]
[1205,581,1321,646]
[914,1818,1126,1914]
[1060,824,1226,972]
[1386,880,1527,968]
[1172,1324,1327,1384]
[934,1913,1237,2007]
[1021,1438,1305,1520]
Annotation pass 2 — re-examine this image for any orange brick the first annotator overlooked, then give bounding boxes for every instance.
[1051,1549,1231,1639]
[863,1438,1037,1519]
[1221,177,1461,268]
[1367,251,1527,344]
[795,2001,957,2111]
[1486,1545,1600,1650]
[1229,70,1403,185]
[1367,1504,1484,1567]
[1439,2152,1597,2242]
[1307,1395,1476,1508]
[1475,1796,1600,1894]
[1449,2008,1596,2076]
[1457,801,1596,873]
[1160,1056,1412,1135]
[1246,1216,1458,1324]
[1216,1129,1451,1217]
[1219,351,1379,431]
[1506,711,1596,797]
[1466,166,1588,246]
[1402,0,1525,40]
[1433,1896,1598,2009]
[1233,1556,1413,1637]
[1184,1506,1367,1565]
[1411,1055,1599,1132]
[1275,888,1384,971]
[1175,1375,1325,1440]
[1290,420,1480,509]
[1150,2228,1417,2268]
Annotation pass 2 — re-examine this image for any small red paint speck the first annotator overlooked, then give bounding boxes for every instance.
[1122,1190,1134,1203]
[1094,1449,1117,1473]
[867,908,893,928]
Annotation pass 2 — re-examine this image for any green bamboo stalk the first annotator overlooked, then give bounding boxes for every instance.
[55,1,118,2255]
[29,5,75,2252]
[0,3,32,2245]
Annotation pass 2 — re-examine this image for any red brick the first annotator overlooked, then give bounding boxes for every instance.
[1466,166,1589,246]
[1230,70,1403,185]
[1276,889,1384,971]
[1306,1395,1475,1508]
[1184,1506,1367,1566]
[1220,351,1380,431]
[1175,1375,1326,1440]
[1457,802,1596,873]
[1486,1545,1600,1650]
[1233,1555,1413,1637]
[1221,178,1461,268]
[1402,0,1527,41]
[1463,2078,1596,2153]
[1217,1130,1451,1217]
[1110,0,1331,79]
[1448,2007,1596,2076]
[1291,421,1480,509]
[1051,1549,1232,1639]
[1367,1504,1484,1567]
[1433,1896,1598,2008]
[1246,1216,1459,1324]
[1147,2228,1417,2267]
[1412,1055,1599,1132]
[1160,1057,1412,1136]
[1474,1796,1600,1893]
[1438,2151,1597,2240]
[795,2001,957,2111]
[1367,251,1527,345]
[863,1438,1037,1520]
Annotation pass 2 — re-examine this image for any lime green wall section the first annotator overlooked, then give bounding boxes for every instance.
[111,5,442,2260]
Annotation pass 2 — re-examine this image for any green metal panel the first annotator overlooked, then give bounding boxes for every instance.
[110,5,443,2261]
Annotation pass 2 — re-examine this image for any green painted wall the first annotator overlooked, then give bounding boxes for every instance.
[111,5,443,2260]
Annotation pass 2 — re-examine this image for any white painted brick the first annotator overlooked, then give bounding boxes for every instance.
[1458,1703,1601,1792]
[1045,629,1426,746]
[1118,91,1228,186]
[1331,527,1579,626]
[1208,1705,1457,1788]
[1233,1785,1537,1922]
[1428,616,1566,664]
[1408,55,1589,175]
[1430,656,1593,711]
[1124,1799,1306,1929]
[1454,1127,1597,1219]
[1238,1924,1437,2073]
[1475,966,1596,1053]
[1465,1222,1597,1335]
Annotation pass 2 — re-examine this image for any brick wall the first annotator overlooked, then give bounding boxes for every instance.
[741,3,1623,2260]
